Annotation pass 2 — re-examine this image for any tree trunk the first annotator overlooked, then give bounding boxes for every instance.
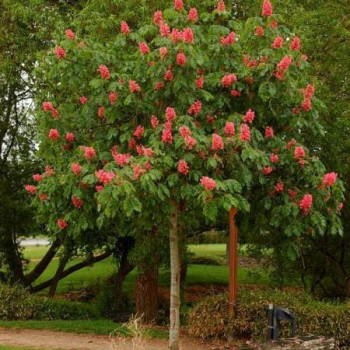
[169,200,180,350]
[1,233,24,284]
[135,265,159,323]
[180,260,187,306]
[48,251,70,297]
[24,237,62,286]
[114,256,134,308]
[30,251,111,293]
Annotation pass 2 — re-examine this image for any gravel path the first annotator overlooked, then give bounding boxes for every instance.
[0,328,217,350]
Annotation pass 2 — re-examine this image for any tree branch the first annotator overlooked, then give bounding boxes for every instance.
[23,237,62,286]
[29,250,111,293]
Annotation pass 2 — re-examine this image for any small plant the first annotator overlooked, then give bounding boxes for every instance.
[110,315,147,350]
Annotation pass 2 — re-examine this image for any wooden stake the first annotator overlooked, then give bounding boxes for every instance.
[228,208,238,315]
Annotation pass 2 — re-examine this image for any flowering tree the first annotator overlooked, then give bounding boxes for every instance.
[28,0,344,348]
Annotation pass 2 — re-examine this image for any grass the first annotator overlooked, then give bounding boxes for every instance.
[0,320,168,339]
[186,264,270,286]
[21,243,274,296]
[21,245,51,260]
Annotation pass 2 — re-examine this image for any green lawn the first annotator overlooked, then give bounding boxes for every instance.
[0,320,167,339]
[21,244,273,296]
[21,245,52,260]
[188,244,227,264]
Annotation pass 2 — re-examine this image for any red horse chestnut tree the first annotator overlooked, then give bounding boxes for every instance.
[28,0,344,349]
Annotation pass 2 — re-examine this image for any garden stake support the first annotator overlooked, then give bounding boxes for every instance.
[228,208,238,315]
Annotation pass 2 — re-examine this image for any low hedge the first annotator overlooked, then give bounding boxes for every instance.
[0,284,98,320]
[187,289,350,348]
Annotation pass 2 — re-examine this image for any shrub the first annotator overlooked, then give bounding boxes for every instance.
[187,289,350,348]
[95,282,132,320]
[35,298,99,320]
[0,284,98,320]
[188,231,227,245]
[0,284,37,320]
[188,256,221,266]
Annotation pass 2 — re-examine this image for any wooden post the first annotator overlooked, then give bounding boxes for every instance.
[228,208,238,315]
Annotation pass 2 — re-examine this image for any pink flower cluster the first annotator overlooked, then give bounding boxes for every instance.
[159,47,168,59]
[265,126,274,138]
[80,96,88,104]
[224,122,235,136]
[275,55,293,80]
[25,185,37,195]
[72,196,84,208]
[221,32,236,46]
[188,8,198,22]
[153,11,163,25]
[45,166,54,176]
[183,27,194,43]
[176,53,187,66]
[129,80,141,93]
[255,26,264,37]
[139,42,150,54]
[179,126,191,138]
[57,219,68,229]
[231,90,241,97]
[66,133,75,142]
[262,0,273,16]
[200,176,216,190]
[290,37,301,51]
[294,146,305,159]
[162,122,173,144]
[195,75,204,89]
[80,146,96,160]
[151,115,159,128]
[166,107,176,122]
[174,0,183,10]
[97,107,105,119]
[270,154,279,163]
[275,182,284,193]
[240,124,251,141]
[55,46,66,59]
[99,65,110,79]
[109,92,118,104]
[95,169,115,184]
[301,84,315,112]
[243,109,255,124]
[42,102,59,119]
[66,29,75,39]
[160,22,170,37]
[49,129,59,140]
[323,172,337,187]
[178,160,190,175]
[133,164,146,180]
[299,194,313,215]
[179,126,196,149]
[217,0,225,11]
[212,133,224,150]
[111,147,131,167]
[120,21,130,34]
[221,74,237,87]
[133,125,144,139]
[271,35,283,49]
[188,100,202,116]
[71,163,82,175]
[262,166,273,175]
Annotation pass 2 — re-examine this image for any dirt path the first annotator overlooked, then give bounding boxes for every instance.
[0,328,220,350]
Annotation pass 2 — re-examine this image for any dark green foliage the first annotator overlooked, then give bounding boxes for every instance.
[187,289,350,348]
[0,284,98,320]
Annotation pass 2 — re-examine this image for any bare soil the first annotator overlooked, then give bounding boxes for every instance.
[0,328,225,350]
